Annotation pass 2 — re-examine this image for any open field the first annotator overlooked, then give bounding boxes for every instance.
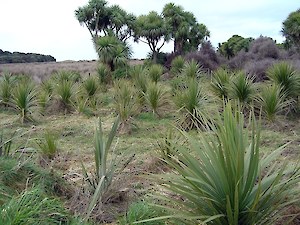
[0,61,300,224]
[0,59,144,82]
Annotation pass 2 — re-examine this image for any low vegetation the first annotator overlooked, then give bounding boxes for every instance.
[0,2,300,224]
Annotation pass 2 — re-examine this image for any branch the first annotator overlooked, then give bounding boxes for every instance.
[157,41,166,52]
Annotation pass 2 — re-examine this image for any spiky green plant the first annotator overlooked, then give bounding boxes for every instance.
[37,90,51,113]
[256,85,290,122]
[113,80,138,132]
[11,81,37,123]
[40,78,54,96]
[131,67,149,107]
[83,75,98,97]
[36,131,58,160]
[55,79,76,110]
[211,68,231,99]
[0,187,69,225]
[230,71,254,107]
[82,117,134,220]
[148,64,164,83]
[146,102,300,225]
[0,72,17,107]
[170,56,185,76]
[182,59,201,79]
[144,82,169,117]
[267,62,300,99]
[97,63,111,84]
[175,78,207,130]
[130,65,149,94]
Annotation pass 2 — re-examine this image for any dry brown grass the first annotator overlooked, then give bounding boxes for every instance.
[0,59,144,82]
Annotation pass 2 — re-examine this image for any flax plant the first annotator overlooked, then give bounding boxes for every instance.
[146,102,300,225]
[211,68,231,100]
[144,82,169,117]
[11,81,37,123]
[113,79,138,132]
[256,85,290,122]
[82,117,134,220]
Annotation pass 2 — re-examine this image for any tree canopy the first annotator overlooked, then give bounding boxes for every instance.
[218,35,254,59]
[162,3,209,54]
[75,0,136,42]
[282,9,300,51]
[134,11,170,63]
[0,49,56,64]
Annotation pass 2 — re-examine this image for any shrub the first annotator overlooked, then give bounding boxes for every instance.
[267,62,300,99]
[144,82,169,117]
[150,102,300,224]
[11,81,37,123]
[248,36,281,60]
[148,64,164,83]
[243,59,276,82]
[185,41,221,72]
[170,56,185,76]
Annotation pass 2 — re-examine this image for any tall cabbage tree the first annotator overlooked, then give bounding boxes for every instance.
[134,11,170,63]
[162,3,209,54]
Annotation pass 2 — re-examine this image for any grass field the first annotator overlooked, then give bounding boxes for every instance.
[0,61,299,224]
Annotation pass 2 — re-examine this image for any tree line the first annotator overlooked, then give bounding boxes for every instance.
[75,0,299,73]
[75,0,210,67]
[0,49,56,64]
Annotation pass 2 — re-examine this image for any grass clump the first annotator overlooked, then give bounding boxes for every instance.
[36,131,58,160]
[83,75,98,98]
[256,85,289,122]
[211,68,231,100]
[113,79,138,133]
[267,62,300,100]
[174,78,207,130]
[118,201,164,225]
[144,82,169,117]
[230,71,254,107]
[55,79,77,111]
[182,59,202,79]
[147,64,164,83]
[0,187,69,225]
[0,72,17,107]
[170,56,185,76]
[11,80,37,123]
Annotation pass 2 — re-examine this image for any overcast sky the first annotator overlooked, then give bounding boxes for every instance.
[0,0,298,61]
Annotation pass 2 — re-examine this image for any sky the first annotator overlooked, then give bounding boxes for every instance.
[0,0,298,61]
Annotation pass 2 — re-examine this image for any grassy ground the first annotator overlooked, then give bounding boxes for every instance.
[0,69,299,224]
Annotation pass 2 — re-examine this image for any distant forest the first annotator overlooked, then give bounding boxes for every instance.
[0,49,56,64]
